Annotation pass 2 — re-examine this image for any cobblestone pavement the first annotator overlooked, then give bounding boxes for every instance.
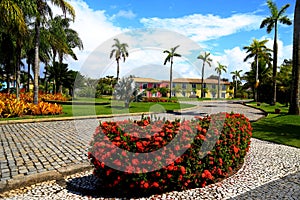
[0,101,265,189]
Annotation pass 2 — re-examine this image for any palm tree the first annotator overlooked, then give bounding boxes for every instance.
[197,52,212,98]
[260,0,292,105]
[163,45,181,98]
[215,62,227,99]
[230,70,243,98]
[0,0,27,35]
[33,0,75,104]
[289,0,300,115]
[243,39,272,102]
[109,38,129,81]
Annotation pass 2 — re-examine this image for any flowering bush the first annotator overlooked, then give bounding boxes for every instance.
[142,97,177,103]
[88,113,252,193]
[0,93,63,118]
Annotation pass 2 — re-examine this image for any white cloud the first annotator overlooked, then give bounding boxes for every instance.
[210,47,249,81]
[140,13,262,43]
[111,10,136,20]
[50,0,124,73]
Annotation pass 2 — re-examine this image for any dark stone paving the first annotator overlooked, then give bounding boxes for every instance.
[0,101,265,183]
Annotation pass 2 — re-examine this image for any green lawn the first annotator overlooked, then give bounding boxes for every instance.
[1,100,195,120]
[248,102,300,148]
[65,101,194,117]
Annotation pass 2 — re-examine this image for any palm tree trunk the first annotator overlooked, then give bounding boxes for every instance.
[169,60,173,98]
[271,23,278,105]
[27,61,31,92]
[33,19,41,104]
[15,41,21,100]
[116,59,120,81]
[255,56,259,102]
[201,63,205,98]
[235,79,238,98]
[290,0,300,115]
[217,74,220,99]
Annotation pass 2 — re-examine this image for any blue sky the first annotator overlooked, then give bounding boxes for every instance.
[57,0,295,81]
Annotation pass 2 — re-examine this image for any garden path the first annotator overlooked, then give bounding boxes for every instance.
[0,100,265,192]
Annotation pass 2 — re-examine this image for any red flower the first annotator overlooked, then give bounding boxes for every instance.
[152,182,159,188]
[132,158,139,165]
[113,159,121,166]
[233,145,239,153]
[167,174,172,179]
[143,182,149,189]
[180,166,186,174]
[202,170,213,180]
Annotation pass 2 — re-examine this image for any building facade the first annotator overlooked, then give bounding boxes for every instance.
[133,77,233,98]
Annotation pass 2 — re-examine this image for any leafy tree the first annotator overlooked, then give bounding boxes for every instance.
[230,70,243,98]
[197,52,212,98]
[46,62,71,94]
[277,59,292,105]
[163,45,181,98]
[290,0,300,115]
[215,62,227,99]
[110,38,129,81]
[260,0,292,105]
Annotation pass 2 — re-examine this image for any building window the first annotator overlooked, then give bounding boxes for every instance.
[192,83,196,89]
[221,92,226,98]
[203,83,206,88]
[153,83,157,88]
[182,83,187,89]
[212,84,216,89]
[182,91,186,97]
[222,85,226,90]
[142,83,147,89]
[172,83,176,88]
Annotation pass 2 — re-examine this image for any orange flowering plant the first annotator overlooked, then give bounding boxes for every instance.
[88,112,252,193]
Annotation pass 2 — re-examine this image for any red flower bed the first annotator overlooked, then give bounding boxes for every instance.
[88,113,252,193]
[142,97,177,103]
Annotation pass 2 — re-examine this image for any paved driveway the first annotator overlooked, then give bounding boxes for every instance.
[0,101,265,189]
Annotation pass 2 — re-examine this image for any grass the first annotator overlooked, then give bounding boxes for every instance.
[65,101,194,117]
[1,99,195,120]
[247,102,300,148]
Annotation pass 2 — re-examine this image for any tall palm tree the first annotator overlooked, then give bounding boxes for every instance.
[215,62,227,99]
[260,0,292,105]
[109,38,129,81]
[243,39,272,101]
[197,52,212,98]
[289,0,300,115]
[33,0,75,104]
[163,45,181,98]
[230,70,243,98]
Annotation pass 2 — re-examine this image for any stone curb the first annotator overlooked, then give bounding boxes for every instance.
[0,163,93,194]
[237,102,268,122]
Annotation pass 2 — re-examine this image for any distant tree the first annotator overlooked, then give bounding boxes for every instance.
[215,62,227,98]
[110,38,129,81]
[243,39,272,102]
[197,52,212,98]
[163,45,181,98]
[277,59,292,106]
[230,70,243,98]
[260,0,292,105]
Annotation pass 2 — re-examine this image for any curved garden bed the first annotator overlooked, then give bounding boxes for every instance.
[88,112,252,196]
